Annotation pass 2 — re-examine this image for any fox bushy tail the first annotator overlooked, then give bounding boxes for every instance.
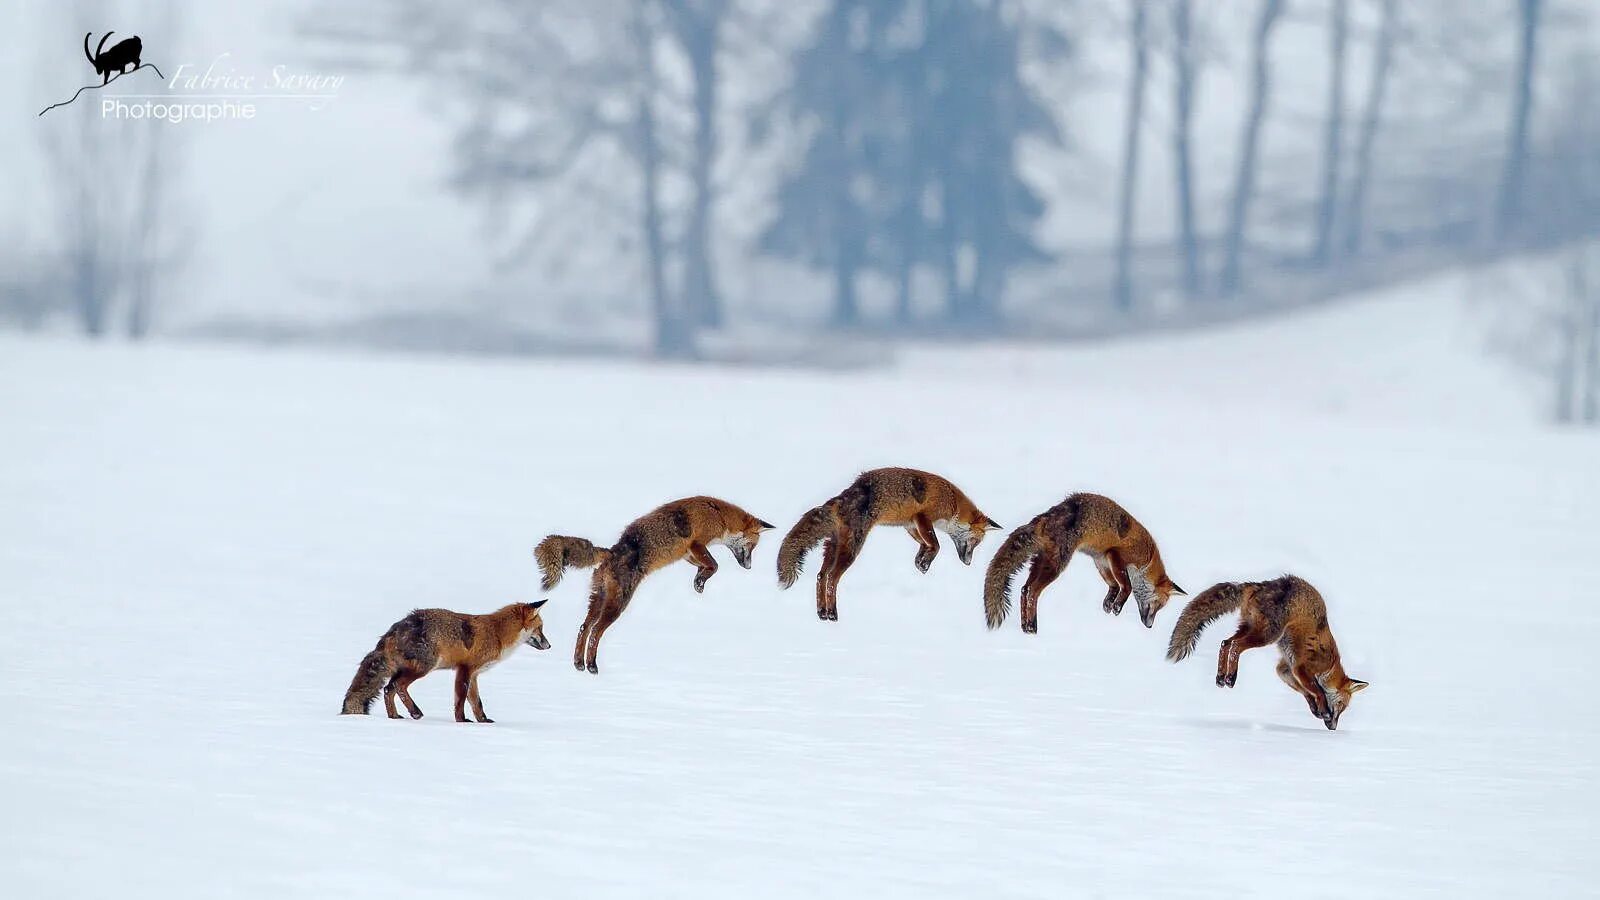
[983,527,1037,629]
[534,535,609,590]
[341,645,397,715]
[1166,583,1245,662]
[777,503,839,589]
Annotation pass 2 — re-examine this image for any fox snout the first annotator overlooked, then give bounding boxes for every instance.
[1139,603,1158,629]
[525,632,551,650]
[732,543,754,569]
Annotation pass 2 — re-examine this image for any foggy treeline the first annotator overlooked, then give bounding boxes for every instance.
[8,0,1600,378]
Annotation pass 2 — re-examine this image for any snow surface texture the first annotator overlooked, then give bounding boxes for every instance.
[2,286,1596,897]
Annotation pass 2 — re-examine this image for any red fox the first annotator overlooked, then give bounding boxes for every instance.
[985,492,1184,633]
[340,601,550,723]
[776,468,1000,621]
[1166,575,1368,730]
[535,496,773,674]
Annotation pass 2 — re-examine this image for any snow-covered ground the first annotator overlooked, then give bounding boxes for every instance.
[2,282,1596,897]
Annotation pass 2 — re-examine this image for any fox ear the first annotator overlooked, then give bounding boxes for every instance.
[1349,680,1369,693]
[756,519,775,531]
[984,516,1002,529]
[1168,581,1187,596]
[529,599,548,610]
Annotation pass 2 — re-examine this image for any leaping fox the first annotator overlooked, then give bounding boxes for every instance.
[1167,575,1367,730]
[984,492,1184,633]
[776,468,1000,620]
[536,496,773,674]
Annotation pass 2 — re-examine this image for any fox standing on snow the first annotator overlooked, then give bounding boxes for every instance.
[1166,575,1367,730]
[776,468,1001,621]
[984,492,1185,634]
[535,496,774,674]
[340,601,551,722]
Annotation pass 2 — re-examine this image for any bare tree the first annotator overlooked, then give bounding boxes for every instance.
[1311,0,1348,265]
[306,0,697,357]
[1341,0,1398,257]
[634,2,693,357]
[1218,0,1285,298]
[1112,0,1150,313]
[663,0,728,330]
[1169,0,1202,301]
[1494,0,1544,240]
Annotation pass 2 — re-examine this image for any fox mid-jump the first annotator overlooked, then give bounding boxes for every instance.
[536,496,773,674]
[1167,574,1367,730]
[985,492,1185,634]
[776,467,1000,621]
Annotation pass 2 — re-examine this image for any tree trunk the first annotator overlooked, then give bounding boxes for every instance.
[1584,250,1600,425]
[1218,0,1284,298]
[1342,0,1396,257]
[1495,0,1543,241]
[634,4,692,358]
[126,119,166,340]
[833,230,860,327]
[1170,0,1201,301]
[1311,0,1347,265]
[679,4,723,329]
[1112,0,1149,313]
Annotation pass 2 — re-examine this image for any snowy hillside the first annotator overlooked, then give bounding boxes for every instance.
[1,283,1596,897]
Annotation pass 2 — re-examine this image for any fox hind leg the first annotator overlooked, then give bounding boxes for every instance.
[383,674,403,719]
[575,594,606,671]
[816,539,838,620]
[583,600,625,674]
[392,670,425,719]
[1019,554,1063,635]
[822,532,861,621]
[1217,624,1270,688]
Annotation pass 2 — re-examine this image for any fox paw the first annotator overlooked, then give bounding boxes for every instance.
[1021,622,1037,635]
[586,662,599,674]
[409,710,424,720]
[573,659,587,672]
[475,717,495,724]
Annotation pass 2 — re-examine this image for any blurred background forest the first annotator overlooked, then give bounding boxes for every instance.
[2,0,1597,419]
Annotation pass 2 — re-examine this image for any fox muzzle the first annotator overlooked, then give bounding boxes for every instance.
[525,633,551,651]
[732,543,754,569]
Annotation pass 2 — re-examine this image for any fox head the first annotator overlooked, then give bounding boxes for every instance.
[1128,563,1186,629]
[724,516,776,569]
[945,513,1002,566]
[1316,671,1368,730]
[519,599,552,650]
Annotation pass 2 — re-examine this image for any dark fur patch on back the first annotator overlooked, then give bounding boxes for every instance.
[1045,495,1082,552]
[392,611,437,667]
[1115,511,1132,537]
[909,473,927,503]
[1255,578,1294,636]
[1315,615,1328,632]
[670,507,692,539]
[460,618,475,648]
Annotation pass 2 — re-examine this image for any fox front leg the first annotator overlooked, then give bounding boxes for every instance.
[686,542,718,594]
[1102,549,1132,615]
[908,514,939,573]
